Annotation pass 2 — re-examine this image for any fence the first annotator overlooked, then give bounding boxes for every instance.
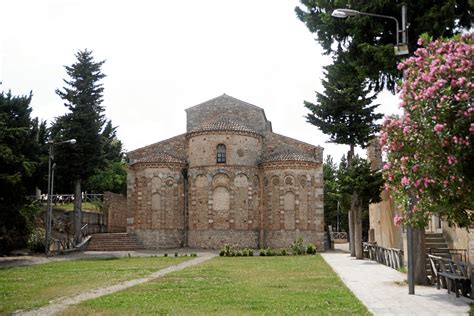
[429,248,469,263]
[330,232,348,241]
[363,242,404,270]
[48,224,90,254]
[36,193,104,204]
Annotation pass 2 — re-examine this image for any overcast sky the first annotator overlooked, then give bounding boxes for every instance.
[1,0,400,163]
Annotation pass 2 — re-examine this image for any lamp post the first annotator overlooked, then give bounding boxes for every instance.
[332,4,414,295]
[45,138,76,256]
[332,6,409,56]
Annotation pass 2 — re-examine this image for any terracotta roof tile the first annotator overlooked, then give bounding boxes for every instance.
[261,150,317,163]
[190,117,260,135]
[132,152,186,165]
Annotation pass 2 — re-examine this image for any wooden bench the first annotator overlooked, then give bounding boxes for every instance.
[428,254,472,298]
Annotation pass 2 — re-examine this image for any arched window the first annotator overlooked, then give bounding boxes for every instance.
[216,144,226,163]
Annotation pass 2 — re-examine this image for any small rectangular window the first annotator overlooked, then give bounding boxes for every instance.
[217,144,226,163]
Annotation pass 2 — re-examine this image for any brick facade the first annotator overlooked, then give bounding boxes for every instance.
[104,191,127,233]
[127,94,324,249]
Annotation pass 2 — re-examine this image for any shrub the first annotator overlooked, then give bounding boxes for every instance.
[280,249,288,256]
[164,253,168,257]
[266,248,275,256]
[219,249,225,257]
[259,249,266,256]
[248,249,254,256]
[190,253,197,257]
[174,252,179,257]
[306,244,317,255]
[290,237,306,255]
[27,228,45,253]
[242,248,249,256]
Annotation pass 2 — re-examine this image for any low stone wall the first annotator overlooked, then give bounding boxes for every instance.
[104,191,127,233]
[187,230,259,249]
[134,229,183,249]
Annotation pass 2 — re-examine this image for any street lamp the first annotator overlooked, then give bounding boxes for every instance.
[332,4,415,295]
[45,138,76,256]
[332,6,409,56]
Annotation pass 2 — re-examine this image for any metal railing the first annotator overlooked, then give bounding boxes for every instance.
[47,224,91,254]
[33,193,104,204]
[429,248,468,263]
[363,242,404,270]
[330,232,348,240]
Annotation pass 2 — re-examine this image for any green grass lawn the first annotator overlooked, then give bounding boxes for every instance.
[53,202,101,212]
[63,255,369,315]
[0,256,190,314]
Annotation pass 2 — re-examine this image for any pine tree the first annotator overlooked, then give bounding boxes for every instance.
[305,52,382,259]
[0,91,43,253]
[83,120,126,194]
[305,52,382,150]
[53,49,106,239]
[296,0,473,92]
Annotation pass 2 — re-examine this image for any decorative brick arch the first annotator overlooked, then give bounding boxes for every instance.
[195,174,208,188]
[234,173,249,187]
[212,173,231,188]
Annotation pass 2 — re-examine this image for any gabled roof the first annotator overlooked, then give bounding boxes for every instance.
[185,94,264,113]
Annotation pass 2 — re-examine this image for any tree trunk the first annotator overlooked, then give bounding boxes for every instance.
[413,228,428,285]
[74,179,82,241]
[353,195,363,259]
[347,144,356,257]
[348,206,355,257]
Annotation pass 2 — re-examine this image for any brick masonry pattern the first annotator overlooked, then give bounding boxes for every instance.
[126,94,325,249]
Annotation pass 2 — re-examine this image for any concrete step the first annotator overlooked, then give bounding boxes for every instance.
[426,243,448,248]
[425,233,443,238]
[85,233,145,251]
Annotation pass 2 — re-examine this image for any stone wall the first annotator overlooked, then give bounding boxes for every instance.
[261,163,324,249]
[442,222,470,262]
[187,166,261,249]
[263,132,323,162]
[126,95,325,250]
[104,191,127,233]
[187,133,262,167]
[368,189,403,249]
[127,164,185,248]
[470,229,474,264]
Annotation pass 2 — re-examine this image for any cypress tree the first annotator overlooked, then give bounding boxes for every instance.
[305,52,382,258]
[53,49,106,239]
[0,91,43,253]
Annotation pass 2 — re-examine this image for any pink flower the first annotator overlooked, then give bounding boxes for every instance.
[470,123,474,133]
[447,155,457,165]
[393,215,403,226]
[401,176,410,187]
[434,124,445,134]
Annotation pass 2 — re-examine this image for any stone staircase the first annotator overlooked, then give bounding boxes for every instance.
[86,233,145,251]
[426,232,450,259]
[425,232,450,281]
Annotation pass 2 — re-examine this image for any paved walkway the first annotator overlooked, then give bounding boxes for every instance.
[14,252,217,316]
[321,251,472,316]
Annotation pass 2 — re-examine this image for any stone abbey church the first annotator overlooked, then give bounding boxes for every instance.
[127,95,324,249]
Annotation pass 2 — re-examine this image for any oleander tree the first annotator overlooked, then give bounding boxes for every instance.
[381,34,474,229]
